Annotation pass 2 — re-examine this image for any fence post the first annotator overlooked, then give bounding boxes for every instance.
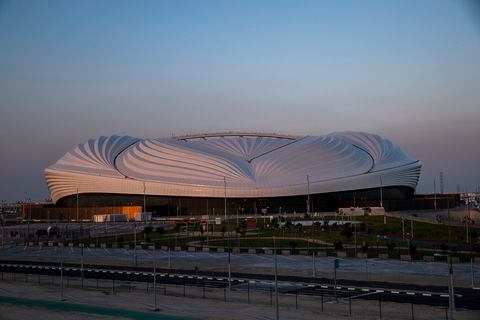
[349,291,352,316]
[223,279,226,302]
[445,299,448,320]
[164,276,167,296]
[296,287,298,309]
[411,296,414,320]
[321,288,324,312]
[270,285,273,306]
[379,292,382,319]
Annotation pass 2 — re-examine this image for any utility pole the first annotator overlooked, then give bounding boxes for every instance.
[433,179,437,210]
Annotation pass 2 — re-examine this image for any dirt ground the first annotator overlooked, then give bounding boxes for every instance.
[0,277,479,320]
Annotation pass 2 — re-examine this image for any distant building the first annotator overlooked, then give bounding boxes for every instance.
[44,131,425,217]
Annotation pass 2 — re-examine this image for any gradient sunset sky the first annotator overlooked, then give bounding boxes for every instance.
[0,0,479,201]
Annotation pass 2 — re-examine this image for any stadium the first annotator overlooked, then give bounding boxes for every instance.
[41,131,425,219]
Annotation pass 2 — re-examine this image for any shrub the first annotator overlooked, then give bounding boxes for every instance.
[333,240,343,250]
[341,225,353,239]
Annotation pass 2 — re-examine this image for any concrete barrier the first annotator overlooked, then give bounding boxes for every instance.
[217,247,225,253]
[100,243,107,248]
[451,257,460,263]
[188,247,196,252]
[378,253,388,259]
[299,250,309,256]
[124,244,130,249]
[233,248,240,253]
[281,249,291,255]
[358,253,368,259]
[174,246,182,251]
[336,251,347,258]
[202,247,210,252]
[423,256,434,262]
[68,243,74,247]
[148,245,155,250]
[28,242,34,247]
[48,242,54,247]
[316,251,327,257]
[135,245,142,249]
[264,249,273,255]
[79,243,84,248]
[248,248,256,254]
[112,244,118,248]
[400,254,412,261]
[89,243,95,248]
[161,246,168,251]
[58,242,64,247]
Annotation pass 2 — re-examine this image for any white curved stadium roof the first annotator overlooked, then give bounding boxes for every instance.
[45,132,421,204]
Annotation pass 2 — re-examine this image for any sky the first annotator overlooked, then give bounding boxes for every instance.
[0,0,479,202]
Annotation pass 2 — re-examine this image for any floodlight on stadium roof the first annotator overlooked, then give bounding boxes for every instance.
[45,131,421,204]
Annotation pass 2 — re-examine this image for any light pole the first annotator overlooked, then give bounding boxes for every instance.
[380,176,385,224]
[153,258,158,311]
[228,250,232,290]
[447,197,455,319]
[133,222,137,266]
[224,177,227,222]
[273,236,279,320]
[306,175,310,215]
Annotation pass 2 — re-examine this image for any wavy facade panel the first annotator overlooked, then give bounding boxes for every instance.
[45,132,421,203]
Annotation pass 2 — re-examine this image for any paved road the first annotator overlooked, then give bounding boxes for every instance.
[1,246,479,281]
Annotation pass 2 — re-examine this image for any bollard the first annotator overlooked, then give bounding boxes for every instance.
[247,282,250,303]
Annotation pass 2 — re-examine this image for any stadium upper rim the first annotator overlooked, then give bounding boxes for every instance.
[45,131,422,204]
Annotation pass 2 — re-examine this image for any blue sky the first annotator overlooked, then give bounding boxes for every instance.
[0,0,479,201]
